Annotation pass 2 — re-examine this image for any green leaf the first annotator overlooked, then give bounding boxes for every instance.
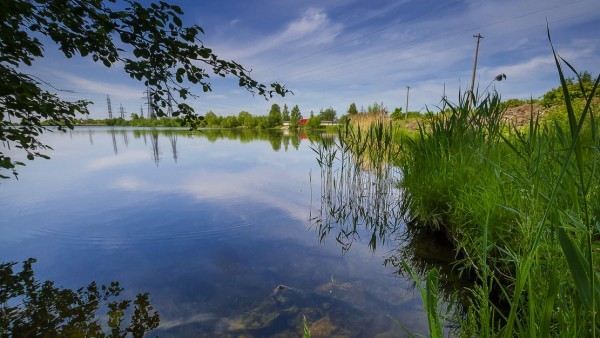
[558,227,592,308]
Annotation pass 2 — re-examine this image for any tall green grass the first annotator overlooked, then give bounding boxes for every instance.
[400,31,600,337]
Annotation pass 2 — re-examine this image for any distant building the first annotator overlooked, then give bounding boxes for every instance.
[298,118,308,126]
[320,120,337,126]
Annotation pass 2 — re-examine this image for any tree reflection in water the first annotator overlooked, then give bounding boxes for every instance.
[0,258,159,337]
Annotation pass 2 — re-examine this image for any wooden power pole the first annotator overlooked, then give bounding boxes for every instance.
[469,33,484,108]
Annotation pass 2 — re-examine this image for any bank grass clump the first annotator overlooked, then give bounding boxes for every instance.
[400,34,600,337]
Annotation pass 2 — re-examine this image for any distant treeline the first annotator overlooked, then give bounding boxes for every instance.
[47,104,339,129]
[44,101,420,129]
[45,75,595,130]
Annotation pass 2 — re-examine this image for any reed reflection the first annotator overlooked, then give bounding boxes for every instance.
[312,124,472,321]
[311,124,404,251]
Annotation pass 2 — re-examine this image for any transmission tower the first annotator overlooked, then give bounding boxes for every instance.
[167,92,173,117]
[146,86,155,119]
[119,104,125,119]
[106,95,113,119]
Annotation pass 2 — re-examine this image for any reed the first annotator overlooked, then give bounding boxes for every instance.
[399,30,600,337]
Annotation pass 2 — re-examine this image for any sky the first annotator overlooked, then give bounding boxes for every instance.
[29,0,600,118]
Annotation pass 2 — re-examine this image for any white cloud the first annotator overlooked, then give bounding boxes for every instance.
[30,0,600,117]
[217,8,343,59]
[53,71,143,101]
[112,165,311,222]
[87,151,149,171]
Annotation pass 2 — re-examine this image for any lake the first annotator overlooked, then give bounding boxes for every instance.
[0,127,433,337]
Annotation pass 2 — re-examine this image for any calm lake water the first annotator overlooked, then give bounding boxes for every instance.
[0,127,432,337]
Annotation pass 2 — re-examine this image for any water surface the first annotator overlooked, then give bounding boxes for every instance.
[0,127,430,337]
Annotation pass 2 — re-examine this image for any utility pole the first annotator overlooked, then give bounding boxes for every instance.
[405,86,410,119]
[106,95,113,119]
[469,33,484,108]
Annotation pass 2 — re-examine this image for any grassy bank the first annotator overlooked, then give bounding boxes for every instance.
[335,46,600,336]
[402,49,600,335]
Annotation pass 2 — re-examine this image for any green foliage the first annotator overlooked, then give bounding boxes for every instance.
[221,115,240,128]
[238,111,255,128]
[390,107,403,120]
[290,105,302,128]
[204,111,220,127]
[347,102,358,116]
[338,114,349,125]
[1,0,289,178]
[282,104,290,122]
[541,71,599,107]
[401,263,443,338]
[399,38,600,337]
[0,258,159,337]
[303,315,311,338]
[501,97,532,108]
[318,107,336,121]
[306,115,322,129]
[268,104,282,127]
[367,102,388,115]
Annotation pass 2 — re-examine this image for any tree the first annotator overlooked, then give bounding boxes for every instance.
[268,103,282,127]
[290,105,302,128]
[0,1,289,178]
[390,107,403,120]
[347,103,358,115]
[204,111,218,127]
[256,116,270,129]
[1,258,159,337]
[238,111,253,128]
[307,115,322,129]
[367,102,387,115]
[541,71,599,107]
[282,104,290,122]
[319,107,336,121]
[221,115,239,128]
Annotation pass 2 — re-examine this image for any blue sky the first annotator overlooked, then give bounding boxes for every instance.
[30,0,600,118]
